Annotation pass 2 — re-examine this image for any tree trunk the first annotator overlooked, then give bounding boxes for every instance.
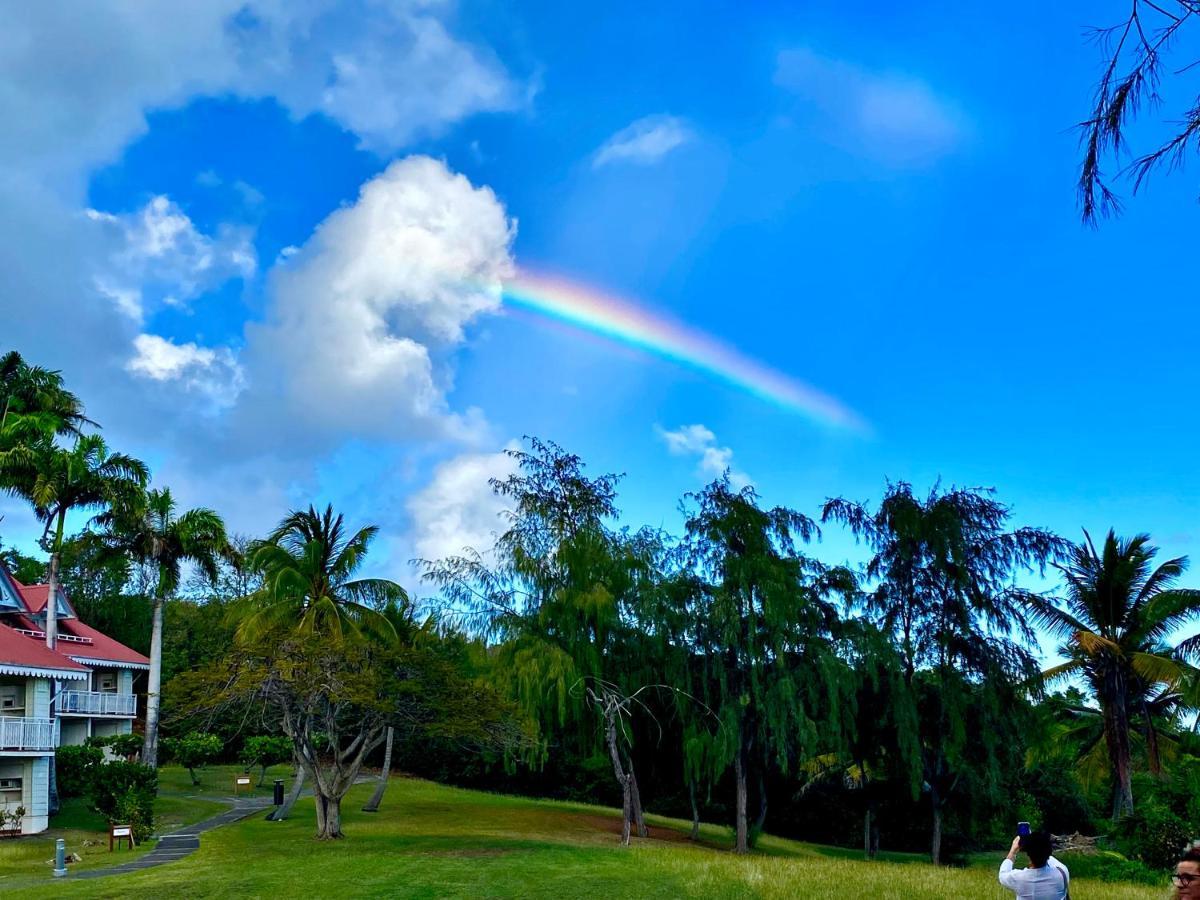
[628,766,648,838]
[753,769,768,837]
[362,726,394,813]
[142,593,166,768]
[864,805,873,859]
[604,707,632,846]
[269,764,306,821]
[45,548,60,650]
[315,793,343,839]
[930,787,943,866]
[733,746,749,854]
[689,780,700,842]
[1103,673,1135,819]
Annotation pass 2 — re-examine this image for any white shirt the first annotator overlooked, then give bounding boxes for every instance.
[998,856,1069,899]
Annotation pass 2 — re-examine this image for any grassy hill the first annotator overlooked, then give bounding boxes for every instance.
[8,771,1169,898]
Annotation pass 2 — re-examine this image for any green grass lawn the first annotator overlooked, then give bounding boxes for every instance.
[0,773,1171,898]
[0,763,286,882]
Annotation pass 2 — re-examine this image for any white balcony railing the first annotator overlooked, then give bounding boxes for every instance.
[55,690,136,717]
[0,716,57,751]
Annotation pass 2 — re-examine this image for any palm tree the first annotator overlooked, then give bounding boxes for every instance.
[0,433,147,648]
[234,505,406,838]
[235,505,405,644]
[106,487,230,767]
[0,351,90,437]
[1028,530,1200,819]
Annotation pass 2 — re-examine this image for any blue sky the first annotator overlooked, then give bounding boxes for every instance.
[3,2,1199,626]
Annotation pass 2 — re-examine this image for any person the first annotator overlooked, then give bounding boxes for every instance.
[1172,842,1200,899]
[998,830,1069,899]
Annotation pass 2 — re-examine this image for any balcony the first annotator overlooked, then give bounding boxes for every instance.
[0,716,57,751]
[55,690,136,717]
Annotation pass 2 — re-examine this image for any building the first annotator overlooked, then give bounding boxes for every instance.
[0,564,148,834]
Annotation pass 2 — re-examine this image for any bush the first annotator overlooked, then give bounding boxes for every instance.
[1057,850,1161,886]
[85,732,143,761]
[240,735,292,785]
[113,788,154,843]
[55,744,104,799]
[161,732,223,785]
[89,760,157,838]
[1114,802,1194,870]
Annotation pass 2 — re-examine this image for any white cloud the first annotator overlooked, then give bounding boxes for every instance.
[87,196,255,321]
[774,48,964,164]
[242,155,515,443]
[593,114,694,168]
[406,443,518,563]
[0,2,525,180]
[0,2,527,538]
[657,424,751,489]
[126,334,245,409]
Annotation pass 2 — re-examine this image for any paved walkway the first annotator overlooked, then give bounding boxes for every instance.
[70,796,273,880]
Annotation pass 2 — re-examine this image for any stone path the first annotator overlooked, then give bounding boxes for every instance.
[70,796,273,880]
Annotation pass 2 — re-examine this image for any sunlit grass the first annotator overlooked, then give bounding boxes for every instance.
[3,774,1171,898]
[0,763,278,882]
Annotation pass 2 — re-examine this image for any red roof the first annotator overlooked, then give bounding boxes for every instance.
[0,622,88,675]
[0,572,150,669]
[16,582,50,614]
[58,619,149,667]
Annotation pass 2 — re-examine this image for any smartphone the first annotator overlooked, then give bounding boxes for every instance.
[1017,822,1031,837]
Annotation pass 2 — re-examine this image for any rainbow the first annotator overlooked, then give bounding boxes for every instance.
[501,270,866,433]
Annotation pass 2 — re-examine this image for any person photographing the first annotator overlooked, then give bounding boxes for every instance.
[998,829,1069,899]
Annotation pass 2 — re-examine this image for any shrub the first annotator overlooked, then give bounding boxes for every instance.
[1114,802,1193,870]
[113,788,154,843]
[55,744,104,799]
[161,732,222,786]
[0,805,25,832]
[240,735,292,785]
[89,760,157,836]
[84,733,143,761]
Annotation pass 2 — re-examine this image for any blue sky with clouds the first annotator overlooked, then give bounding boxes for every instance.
[3,1,1200,612]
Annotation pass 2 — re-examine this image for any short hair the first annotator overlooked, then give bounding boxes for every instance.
[1180,845,1200,865]
[1020,831,1053,868]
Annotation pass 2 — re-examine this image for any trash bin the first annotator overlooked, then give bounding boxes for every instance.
[273,778,285,806]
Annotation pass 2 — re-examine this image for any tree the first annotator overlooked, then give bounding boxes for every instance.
[681,477,853,854]
[104,487,229,768]
[236,505,401,643]
[1027,530,1200,818]
[426,439,672,841]
[230,505,407,838]
[822,482,1063,863]
[0,433,147,650]
[0,541,44,583]
[162,732,223,786]
[241,735,293,787]
[1077,2,1200,222]
[0,350,89,441]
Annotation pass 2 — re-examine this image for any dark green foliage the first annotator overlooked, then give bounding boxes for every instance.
[161,732,223,785]
[242,735,292,784]
[1114,802,1193,870]
[89,760,157,837]
[86,732,144,761]
[55,744,104,798]
[0,543,44,583]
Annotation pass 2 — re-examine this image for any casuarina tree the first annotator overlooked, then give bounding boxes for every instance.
[823,482,1063,863]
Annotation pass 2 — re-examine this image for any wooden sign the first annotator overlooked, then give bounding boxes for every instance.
[234,775,252,795]
[109,824,135,851]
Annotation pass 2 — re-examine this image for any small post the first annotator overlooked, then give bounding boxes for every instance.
[53,837,66,877]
